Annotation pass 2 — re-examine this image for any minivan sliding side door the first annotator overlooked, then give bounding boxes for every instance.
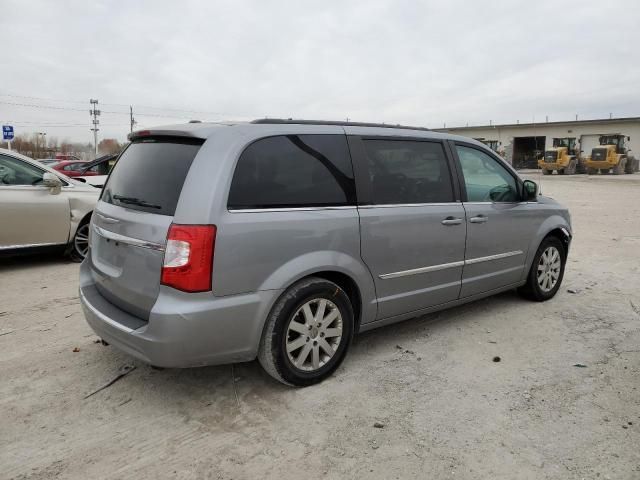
[349,135,467,320]
[450,141,535,298]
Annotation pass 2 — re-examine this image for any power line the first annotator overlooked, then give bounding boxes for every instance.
[0,93,88,105]
[0,122,128,127]
[0,100,87,112]
[0,93,234,117]
[0,100,201,119]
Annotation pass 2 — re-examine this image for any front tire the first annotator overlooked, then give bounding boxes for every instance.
[518,236,566,302]
[69,220,90,262]
[258,277,354,386]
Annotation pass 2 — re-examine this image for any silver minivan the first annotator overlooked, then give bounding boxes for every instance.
[80,120,572,386]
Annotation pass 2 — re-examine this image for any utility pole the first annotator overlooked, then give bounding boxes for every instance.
[36,132,46,158]
[130,105,136,133]
[89,99,100,156]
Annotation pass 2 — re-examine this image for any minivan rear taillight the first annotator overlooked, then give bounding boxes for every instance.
[161,224,216,292]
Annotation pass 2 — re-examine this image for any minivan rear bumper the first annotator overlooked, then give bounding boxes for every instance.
[79,260,282,368]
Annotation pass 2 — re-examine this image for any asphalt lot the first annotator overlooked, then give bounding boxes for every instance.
[1,173,639,480]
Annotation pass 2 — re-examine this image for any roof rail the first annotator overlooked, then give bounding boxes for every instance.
[251,118,430,132]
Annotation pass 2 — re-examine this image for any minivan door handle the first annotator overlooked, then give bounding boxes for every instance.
[441,217,463,226]
[469,215,488,224]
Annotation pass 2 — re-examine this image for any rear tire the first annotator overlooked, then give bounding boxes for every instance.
[258,277,354,386]
[518,236,566,302]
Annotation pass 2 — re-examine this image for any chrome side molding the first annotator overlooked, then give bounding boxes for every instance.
[0,242,66,251]
[379,261,465,279]
[464,250,523,265]
[379,250,523,279]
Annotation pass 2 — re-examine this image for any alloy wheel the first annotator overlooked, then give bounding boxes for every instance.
[537,246,561,292]
[285,298,343,372]
[74,224,90,258]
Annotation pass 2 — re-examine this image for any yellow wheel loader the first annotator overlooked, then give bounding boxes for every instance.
[539,137,579,175]
[585,134,638,175]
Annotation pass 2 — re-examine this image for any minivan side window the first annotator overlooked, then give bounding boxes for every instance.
[456,145,519,203]
[228,135,356,209]
[361,139,454,204]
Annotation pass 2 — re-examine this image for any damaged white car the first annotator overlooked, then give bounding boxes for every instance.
[0,148,99,261]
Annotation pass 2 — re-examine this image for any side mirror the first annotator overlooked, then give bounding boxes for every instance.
[523,180,538,201]
[42,172,62,194]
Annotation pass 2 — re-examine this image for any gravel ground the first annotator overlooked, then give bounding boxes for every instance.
[1,174,639,480]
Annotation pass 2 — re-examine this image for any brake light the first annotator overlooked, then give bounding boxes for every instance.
[161,224,216,292]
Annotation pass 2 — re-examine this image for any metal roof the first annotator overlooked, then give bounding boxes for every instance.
[436,116,640,132]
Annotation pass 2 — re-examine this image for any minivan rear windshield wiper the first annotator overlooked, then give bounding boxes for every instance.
[113,195,162,209]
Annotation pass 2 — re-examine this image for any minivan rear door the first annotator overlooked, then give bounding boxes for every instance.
[88,136,203,320]
[349,135,467,320]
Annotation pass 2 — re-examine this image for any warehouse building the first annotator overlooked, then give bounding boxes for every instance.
[437,116,640,169]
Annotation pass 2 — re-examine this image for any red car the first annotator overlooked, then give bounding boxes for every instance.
[52,160,98,177]
[55,153,82,161]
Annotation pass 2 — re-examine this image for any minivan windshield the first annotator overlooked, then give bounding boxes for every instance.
[101,137,203,216]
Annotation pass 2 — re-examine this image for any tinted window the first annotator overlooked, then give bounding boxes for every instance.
[92,161,111,175]
[0,155,44,186]
[102,138,202,216]
[362,139,454,204]
[456,145,519,202]
[63,163,84,171]
[228,135,355,209]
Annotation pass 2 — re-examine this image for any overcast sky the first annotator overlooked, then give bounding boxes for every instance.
[2,0,639,143]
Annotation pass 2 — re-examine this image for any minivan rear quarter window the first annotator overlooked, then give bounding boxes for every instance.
[101,138,203,216]
[228,134,356,209]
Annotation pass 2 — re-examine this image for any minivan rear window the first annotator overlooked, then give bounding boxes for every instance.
[101,138,203,216]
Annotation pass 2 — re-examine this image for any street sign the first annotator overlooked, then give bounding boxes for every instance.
[3,125,14,141]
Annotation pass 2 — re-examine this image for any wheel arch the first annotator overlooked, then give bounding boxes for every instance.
[544,227,571,253]
[257,250,377,328]
[522,217,572,280]
[306,270,364,333]
[69,210,93,241]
